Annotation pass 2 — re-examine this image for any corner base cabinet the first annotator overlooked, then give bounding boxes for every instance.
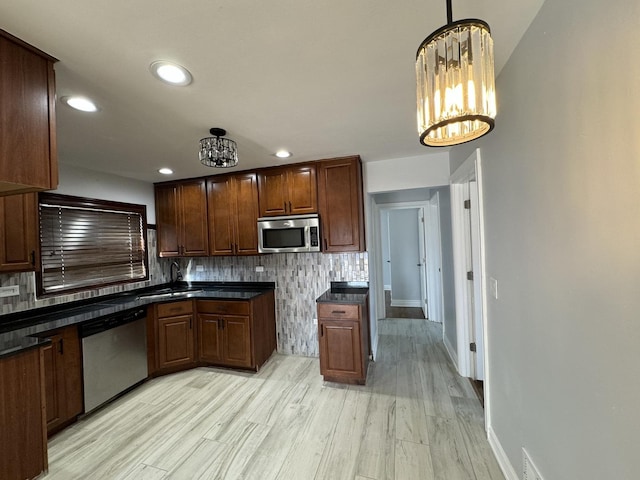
[317,301,369,384]
[147,291,276,376]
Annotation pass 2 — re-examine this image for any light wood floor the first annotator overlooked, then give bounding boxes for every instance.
[43,319,504,480]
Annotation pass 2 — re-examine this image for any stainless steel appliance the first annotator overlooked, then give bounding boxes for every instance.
[257,214,321,253]
[79,307,147,413]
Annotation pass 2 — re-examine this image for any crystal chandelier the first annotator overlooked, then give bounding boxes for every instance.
[199,128,239,168]
[415,0,496,147]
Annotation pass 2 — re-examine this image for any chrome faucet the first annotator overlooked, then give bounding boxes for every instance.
[170,261,183,285]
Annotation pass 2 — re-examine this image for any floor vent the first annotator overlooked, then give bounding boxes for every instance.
[523,448,544,480]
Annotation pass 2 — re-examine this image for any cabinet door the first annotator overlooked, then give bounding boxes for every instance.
[287,165,317,215]
[179,180,209,256]
[233,173,259,255]
[42,334,65,431]
[257,168,288,217]
[222,315,252,368]
[207,176,235,255]
[319,319,362,379]
[0,193,38,272]
[155,184,181,257]
[317,157,365,252]
[157,314,195,369]
[0,33,57,195]
[198,314,223,363]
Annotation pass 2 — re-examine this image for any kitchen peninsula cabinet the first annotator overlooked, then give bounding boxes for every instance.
[0,192,39,272]
[317,156,365,253]
[0,348,48,480]
[207,172,259,256]
[197,300,251,368]
[317,288,369,384]
[0,30,58,196]
[155,179,209,257]
[257,163,317,217]
[41,325,83,436]
[152,300,196,373]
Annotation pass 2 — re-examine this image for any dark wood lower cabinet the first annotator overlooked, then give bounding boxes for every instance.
[0,348,47,480]
[318,300,369,384]
[149,292,276,375]
[41,325,83,436]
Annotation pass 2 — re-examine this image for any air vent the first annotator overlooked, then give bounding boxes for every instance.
[523,448,544,480]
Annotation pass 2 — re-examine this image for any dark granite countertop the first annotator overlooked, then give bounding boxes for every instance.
[0,281,275,359]
[316,281,369,305]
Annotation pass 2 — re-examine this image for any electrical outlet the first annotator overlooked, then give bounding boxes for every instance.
[196,265,204,272]
[255,265,265,272]
[489,277,498,299]
[523,448,544,480]
[312,318,317,325]
[0,285,20,297]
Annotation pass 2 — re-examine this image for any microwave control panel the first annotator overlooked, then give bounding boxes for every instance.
[310,226,319,247]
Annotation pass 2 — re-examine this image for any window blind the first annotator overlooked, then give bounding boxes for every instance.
[39,196,148,295]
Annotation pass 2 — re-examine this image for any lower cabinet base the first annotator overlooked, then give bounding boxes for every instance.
[321,373,367,385]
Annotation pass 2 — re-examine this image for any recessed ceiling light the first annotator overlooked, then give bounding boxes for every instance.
[158,168,174,175]
[62,96,98,112]
[150,61,192,86]
[275,150,292,159]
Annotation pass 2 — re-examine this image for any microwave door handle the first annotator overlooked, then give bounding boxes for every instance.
[305,225,310,251]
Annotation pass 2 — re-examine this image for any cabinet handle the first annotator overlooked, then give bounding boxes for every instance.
[284,202,287,213]
[289,201,292,212]
[30,250,36,266]
[332,310,346,314]
[323,238,327,250]
[220,318,225,329]
[189,318,192,329]
[320,324,324,337]
[58,338,64,355]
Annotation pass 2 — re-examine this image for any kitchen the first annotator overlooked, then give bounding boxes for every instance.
[4,1,635,479]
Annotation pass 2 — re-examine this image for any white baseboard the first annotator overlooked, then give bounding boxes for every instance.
[390,299,421,308]
[443,333,458,370]
[371,331,379,360]
[487,427,519,480]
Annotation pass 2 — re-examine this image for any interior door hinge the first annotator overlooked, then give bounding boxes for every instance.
[467,271,474,281]
[470,342,477,352]
[464,199,471,209]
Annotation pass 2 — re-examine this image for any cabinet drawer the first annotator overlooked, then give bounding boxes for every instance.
[318,303,360,320]
[156,300,193,318]
[197,300,250,316]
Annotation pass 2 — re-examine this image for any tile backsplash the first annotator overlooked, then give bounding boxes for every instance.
[0,228,369,357]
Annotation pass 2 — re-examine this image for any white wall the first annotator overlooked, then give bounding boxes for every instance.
[434,187,456,351]
[388,209,421,305]
[364,152,450,194]
[55,164,156,223]
[449,0,640,478]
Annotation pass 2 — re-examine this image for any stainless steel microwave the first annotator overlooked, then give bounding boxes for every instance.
[257,214,321,253]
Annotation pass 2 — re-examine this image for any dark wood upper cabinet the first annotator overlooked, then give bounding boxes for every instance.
[207,172,259,256]
[317,156,365,252]
[257,164,317,217]
[0,30,58,196]
[155,179,209,257]
[0,192,39,272]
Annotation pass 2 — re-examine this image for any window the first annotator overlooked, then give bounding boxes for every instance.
[38,193,148,296]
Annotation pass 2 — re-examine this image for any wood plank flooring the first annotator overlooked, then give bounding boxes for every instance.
[43,319,504,480]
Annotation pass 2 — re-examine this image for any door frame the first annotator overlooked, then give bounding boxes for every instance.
[450,149,490,425]
[425,192,444,323]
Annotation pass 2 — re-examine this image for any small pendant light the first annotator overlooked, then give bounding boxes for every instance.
[416,0,497,147]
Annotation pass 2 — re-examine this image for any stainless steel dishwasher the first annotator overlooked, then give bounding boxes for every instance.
[79,307,148,413]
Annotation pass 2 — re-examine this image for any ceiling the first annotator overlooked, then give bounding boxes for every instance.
[1,0,544,183]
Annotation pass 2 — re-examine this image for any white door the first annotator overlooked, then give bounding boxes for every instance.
[469,181,485,380]
[388,209,422,308]
[426,192,444,323]
[417,208,428,318]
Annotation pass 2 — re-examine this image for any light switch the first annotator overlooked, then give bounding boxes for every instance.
[255,266,265,272]
[0,285,20,297]
[195,265,204,272]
